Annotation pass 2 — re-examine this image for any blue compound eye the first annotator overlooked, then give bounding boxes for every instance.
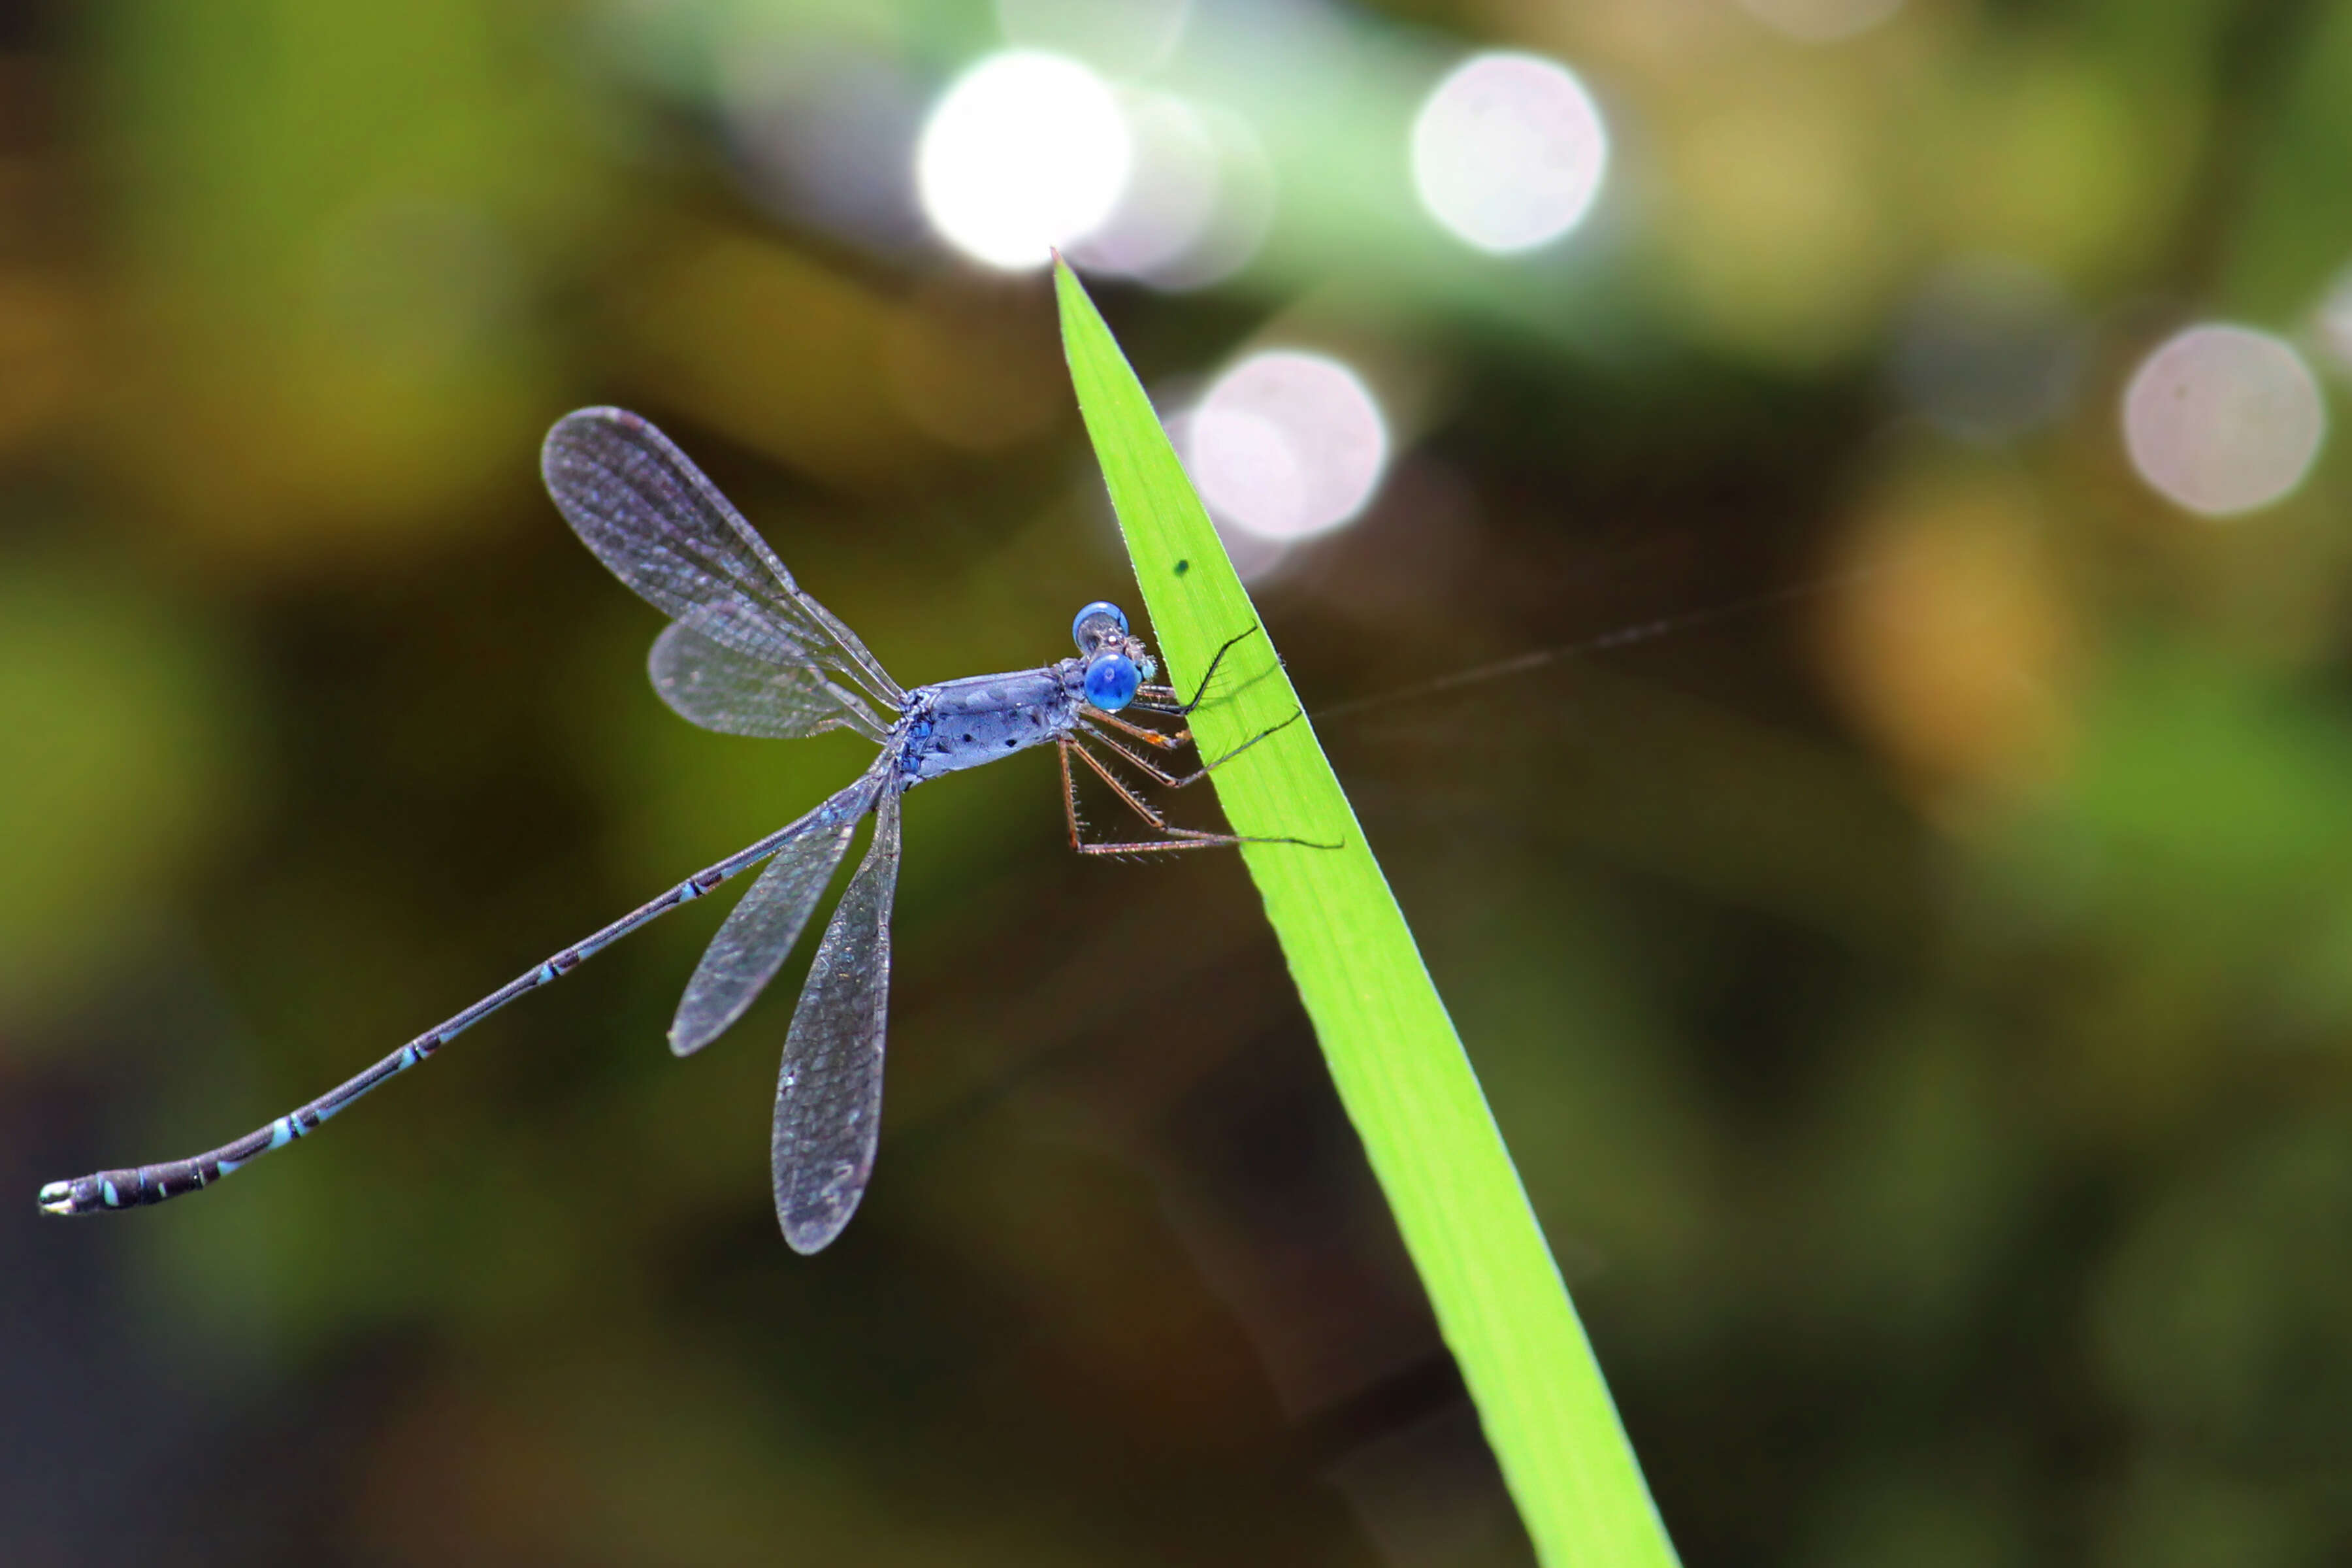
[1071,600,1128,652]
[1083,651,1141,711]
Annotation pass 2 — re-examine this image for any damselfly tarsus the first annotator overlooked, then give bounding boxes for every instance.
[37,407,1319,1254]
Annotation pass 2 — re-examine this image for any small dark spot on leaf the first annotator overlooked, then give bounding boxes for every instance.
[1173,559,1190,576]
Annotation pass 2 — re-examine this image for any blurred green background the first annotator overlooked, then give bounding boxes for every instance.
[7,0,2352,1563]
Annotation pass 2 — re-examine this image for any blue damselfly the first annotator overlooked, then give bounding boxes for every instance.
[38,408,1313,1253]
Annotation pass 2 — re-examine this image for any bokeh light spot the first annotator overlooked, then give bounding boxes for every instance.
[1066,93,1222,280]
[1410,53,1607,255]
[916,51,1130,270]
[1068,95,1274,291]
[1823,473,2074,802]
[1184,351,1388,543]
[1130,104,1276,291]
[2121,325,2327,519]
[1891,257,2080,443]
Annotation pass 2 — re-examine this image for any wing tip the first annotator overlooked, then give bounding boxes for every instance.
[776,1169,872,1256]
[540,405,645,476]
[781,1206,856,1255]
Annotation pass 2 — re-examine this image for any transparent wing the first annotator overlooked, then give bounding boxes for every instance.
[542,407,904,710]
[772,784,903,1254]
[668,770,880,1058]
[649,621,890,744]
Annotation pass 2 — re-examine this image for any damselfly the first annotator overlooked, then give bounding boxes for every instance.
[38,407,1313,1253]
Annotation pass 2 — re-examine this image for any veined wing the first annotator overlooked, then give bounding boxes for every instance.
[668,767,883,1058]
[772,783,903,1254]
[649,621,890,744]
[542,407,905,711]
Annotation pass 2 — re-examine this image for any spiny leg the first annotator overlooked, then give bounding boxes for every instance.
[1079,709,1306,791]
[1128,623,1263,717]
[1075,723,1194,789]
[1061,739,1239,856]
[1070,736,1198,835]
[1060,737,1333,856]
[1087,707,1192,753]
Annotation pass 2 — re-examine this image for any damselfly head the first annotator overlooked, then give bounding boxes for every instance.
[1071,600,1128,654]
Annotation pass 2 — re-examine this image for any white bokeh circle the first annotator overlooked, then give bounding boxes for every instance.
[2121,324,2327,519]
[915,51,1130,270]
[1410,52,1608,254]
[1184,351,1389,541]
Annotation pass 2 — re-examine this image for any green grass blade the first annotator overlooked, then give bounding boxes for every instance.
[1056,259,1678,1567]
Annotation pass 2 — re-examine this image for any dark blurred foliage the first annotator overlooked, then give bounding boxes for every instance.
[5,1,2352,1565]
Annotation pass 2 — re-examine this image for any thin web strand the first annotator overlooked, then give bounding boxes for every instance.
[1310,563,1880,725]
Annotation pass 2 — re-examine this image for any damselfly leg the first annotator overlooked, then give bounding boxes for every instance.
[1127,622,1268,723]
[1062,620,1330,857]
[1079,710,1303,791]
[1060,736,1256,857]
